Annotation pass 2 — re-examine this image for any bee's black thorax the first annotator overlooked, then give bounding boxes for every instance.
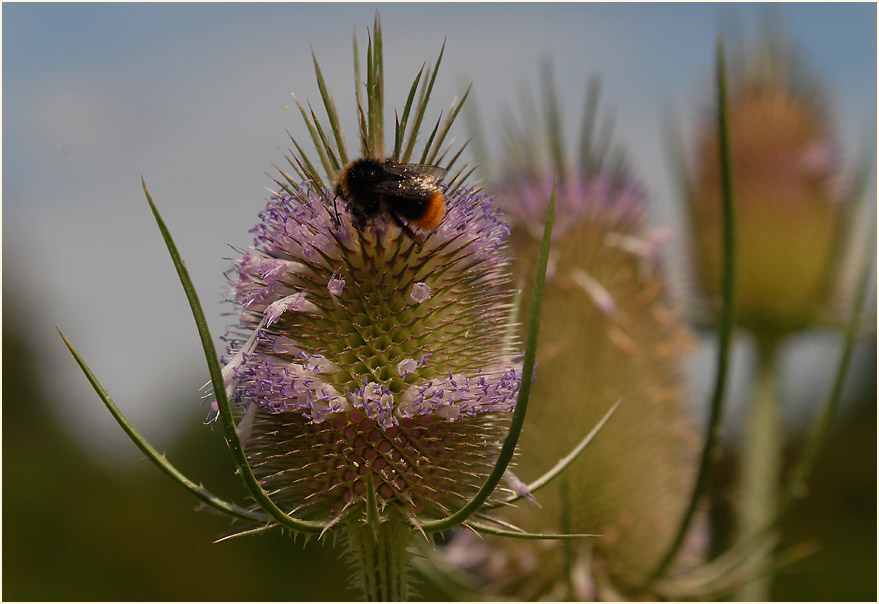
[337,158,395,225]
[334,157,446,241]
[343,158,391,189]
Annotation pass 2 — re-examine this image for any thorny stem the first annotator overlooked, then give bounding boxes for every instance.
[734,335,783,601]
[346,516,414,601]
[648,38,737,583]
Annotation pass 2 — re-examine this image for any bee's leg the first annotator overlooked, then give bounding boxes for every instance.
[388,208,424,247]
[332,196,342,227]
[347,204,370,231]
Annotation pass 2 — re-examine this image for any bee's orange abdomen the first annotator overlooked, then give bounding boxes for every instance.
[411,192,445,231]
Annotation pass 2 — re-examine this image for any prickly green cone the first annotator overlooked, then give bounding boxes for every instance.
[444,78,702,597]
[230,191,520,525]
[232,197,520,599]
[686,39,849,335]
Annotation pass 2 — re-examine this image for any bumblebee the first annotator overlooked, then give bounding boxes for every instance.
[334,158,447,241]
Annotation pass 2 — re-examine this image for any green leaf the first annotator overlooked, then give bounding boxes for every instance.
[418,113,443,165]
[462,88,492,182]
[308,100,341,173]
[366,31,378,156]
[373,13,384,156]
[353,29,369,157]
[312,47,349,167]
[486,399,621,509]
[291,93,333,185]
[394,64,425,160]
[779,215,875,516]
[286,133,326,191]
[541,61,567,181]
[141,178,325,535]
[267,165,301,196]
[649,38,738,582]
[401,40,445,162]
[577,76,601,171]
[424,84,472,166]
[447,164,478,196]
[57,328,267,524]
[364,471,381,542]
[281,148,308,182]
[467,521,598,540]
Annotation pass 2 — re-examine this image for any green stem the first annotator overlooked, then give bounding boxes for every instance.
[734,335,783,601]
[560,478,576,600]
[648,38,737,584]
[346,516,414,601]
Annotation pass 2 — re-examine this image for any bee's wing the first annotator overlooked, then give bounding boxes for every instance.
[381,162,447,182]
[367,178,442,200]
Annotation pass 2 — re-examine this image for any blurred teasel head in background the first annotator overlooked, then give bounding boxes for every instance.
[435,67,702,598]
[680,24,870,335]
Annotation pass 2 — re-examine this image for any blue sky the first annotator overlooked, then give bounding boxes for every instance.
[3,3,876,459]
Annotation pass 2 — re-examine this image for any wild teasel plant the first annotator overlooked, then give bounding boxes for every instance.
[659,28,876,602]
[425,69,702,600]
[58,16,611,602]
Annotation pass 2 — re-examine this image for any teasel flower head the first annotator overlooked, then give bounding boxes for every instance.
[683,28,862,334]
[224,171,519,525]
[436,71,702,598]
